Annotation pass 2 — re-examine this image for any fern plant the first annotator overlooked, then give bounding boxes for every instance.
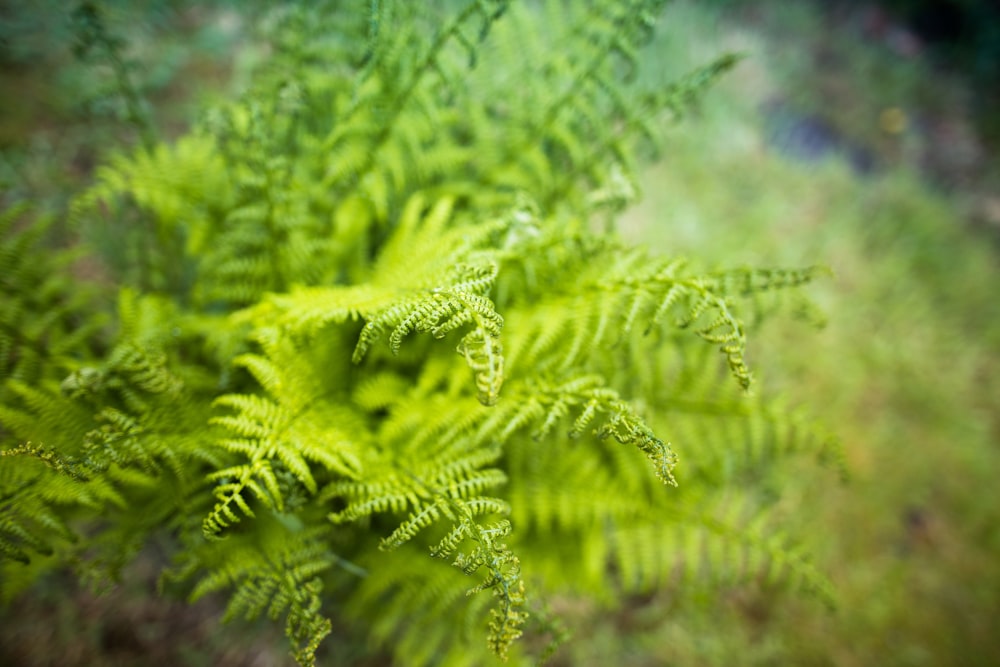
[1,1,836,665]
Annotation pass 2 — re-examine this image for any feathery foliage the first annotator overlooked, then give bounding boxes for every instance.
[1,1,836,664]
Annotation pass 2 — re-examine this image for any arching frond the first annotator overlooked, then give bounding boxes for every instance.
[204,332,364,538]
[175,521,337,667]
[610,499,836,607]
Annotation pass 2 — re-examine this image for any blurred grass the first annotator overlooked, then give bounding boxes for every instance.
[1,1,998,665]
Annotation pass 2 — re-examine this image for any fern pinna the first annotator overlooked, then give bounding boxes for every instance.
[1,1,837,665]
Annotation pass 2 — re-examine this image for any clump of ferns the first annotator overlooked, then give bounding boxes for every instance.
[0,2,839,666]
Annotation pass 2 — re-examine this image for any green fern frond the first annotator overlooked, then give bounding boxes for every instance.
[74,135,226,233]
[502,244,825,391]
[180,521,336,667]
[0,444,88,564]
[382,492,509,552]
[452,516,527,662]
[56,326,203,481]
[204,335,364,538]
[246,193,510,405]
[352,371,413,413]
[653,52,744,120]
[82,407,158,474]
[353,286,504,405]
[456,0,680,210]
[320,380,525,661]
[610,500,836,607]
[0,380,94,449]
[0,203,107,395]
[596,253,751,387]
[3,282,226,567]
[324,440,506,530]
[346,547,500,666]
[345,501,527,664]
[363,0,512,124]
[474,373,678,486]
[658,391,843,485]
[72,135,227,294]
[0,442,127,567]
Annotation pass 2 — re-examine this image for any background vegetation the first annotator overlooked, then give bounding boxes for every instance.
[1,1,998,665]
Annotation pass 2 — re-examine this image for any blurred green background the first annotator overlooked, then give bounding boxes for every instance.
[1,1,998,665]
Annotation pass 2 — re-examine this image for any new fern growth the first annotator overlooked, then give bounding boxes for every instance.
[1,2,838,665]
